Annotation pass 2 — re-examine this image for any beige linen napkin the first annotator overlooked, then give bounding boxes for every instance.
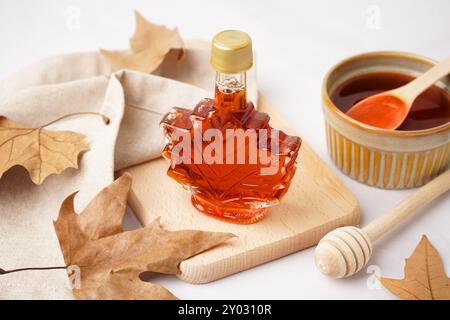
[0,47,256,299]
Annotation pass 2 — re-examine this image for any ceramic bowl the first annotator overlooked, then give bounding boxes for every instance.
[322,51,450,189]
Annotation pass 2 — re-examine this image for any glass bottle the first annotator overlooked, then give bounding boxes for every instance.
[161,30,301,224]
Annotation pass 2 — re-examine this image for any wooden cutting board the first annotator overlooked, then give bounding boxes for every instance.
[122,93,360,284]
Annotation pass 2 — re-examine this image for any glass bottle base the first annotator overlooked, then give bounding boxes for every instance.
[191,194,268,224]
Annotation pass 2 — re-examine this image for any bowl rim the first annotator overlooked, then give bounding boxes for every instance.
[322,51,450,137]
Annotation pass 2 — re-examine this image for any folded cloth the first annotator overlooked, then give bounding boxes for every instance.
[0,48,257,299]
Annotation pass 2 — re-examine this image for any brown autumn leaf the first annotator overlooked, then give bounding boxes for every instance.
[54,173,235,300]
[0,116,89,185]
[79,268,177,300]
[381,235,450,300]
[100,11,184,73]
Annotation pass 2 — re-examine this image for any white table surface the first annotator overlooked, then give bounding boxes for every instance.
[1,0,449,300]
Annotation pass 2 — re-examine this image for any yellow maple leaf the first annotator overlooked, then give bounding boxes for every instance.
[381,235,450,300]
[0,116,89,184]
[100,11,184,73]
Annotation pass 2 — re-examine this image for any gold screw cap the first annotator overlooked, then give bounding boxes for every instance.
[210,30,253,74]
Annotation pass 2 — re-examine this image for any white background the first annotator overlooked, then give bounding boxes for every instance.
[0,0,449,299]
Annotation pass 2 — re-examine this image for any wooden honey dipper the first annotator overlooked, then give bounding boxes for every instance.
[315,168,450,278]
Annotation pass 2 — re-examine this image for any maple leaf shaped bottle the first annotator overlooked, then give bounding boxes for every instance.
[161,30,301,224]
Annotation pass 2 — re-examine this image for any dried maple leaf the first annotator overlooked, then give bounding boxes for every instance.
[100,11,184,73]
[0,116,89,184]
[79,268,178,300]
[54,173,235,300]
[381,235,450,300]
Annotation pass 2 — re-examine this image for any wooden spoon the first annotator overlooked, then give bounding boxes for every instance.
[346,55,450,130]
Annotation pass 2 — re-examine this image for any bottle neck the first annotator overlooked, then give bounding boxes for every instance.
[214,71,247,114]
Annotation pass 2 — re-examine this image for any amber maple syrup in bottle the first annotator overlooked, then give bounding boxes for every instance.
[161,30,301,224]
